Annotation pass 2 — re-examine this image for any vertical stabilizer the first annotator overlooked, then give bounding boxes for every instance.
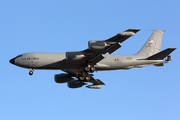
[135,30,165,57]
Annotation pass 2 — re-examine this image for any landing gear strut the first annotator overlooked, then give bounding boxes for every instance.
[29,69,34,75]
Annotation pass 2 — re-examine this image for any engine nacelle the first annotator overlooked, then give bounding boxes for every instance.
[67,80,85,88]
[66,51,85,60]
[54,73,72,83]
[88,40,107,50]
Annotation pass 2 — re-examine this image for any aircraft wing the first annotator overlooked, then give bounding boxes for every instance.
[59,29,140,71]
[82,28,140,65]
[57,29,140,82]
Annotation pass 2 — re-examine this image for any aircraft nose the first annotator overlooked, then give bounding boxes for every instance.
[9,58,15,64]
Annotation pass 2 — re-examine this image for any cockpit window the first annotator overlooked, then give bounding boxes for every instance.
[17,55,22,57]
[15,55,23,58]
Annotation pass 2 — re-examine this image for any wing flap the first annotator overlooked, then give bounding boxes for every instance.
[89,54,105,65]
[107,43,121,54]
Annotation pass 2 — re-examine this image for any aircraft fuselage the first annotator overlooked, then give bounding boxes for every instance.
[10,52,164,71]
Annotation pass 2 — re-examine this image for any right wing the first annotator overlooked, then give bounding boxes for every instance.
[59,29,140,75]
[82,28,140,65]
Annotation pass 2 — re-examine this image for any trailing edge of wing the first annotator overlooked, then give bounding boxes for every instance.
[147,48,176,60]
[107,43,121,54]
[89,54,105,65]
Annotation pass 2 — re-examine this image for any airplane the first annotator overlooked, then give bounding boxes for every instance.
[9,29,176,89]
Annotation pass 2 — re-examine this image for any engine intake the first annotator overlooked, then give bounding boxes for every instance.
[67,80,85,88]
[54,73,72,83]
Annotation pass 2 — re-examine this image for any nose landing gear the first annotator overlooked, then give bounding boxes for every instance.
[29,69,34,75]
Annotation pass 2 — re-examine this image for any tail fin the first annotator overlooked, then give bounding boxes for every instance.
[147,48,176,60]
[135,30,165,57]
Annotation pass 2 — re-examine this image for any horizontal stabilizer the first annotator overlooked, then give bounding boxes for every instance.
[147,48,176,60]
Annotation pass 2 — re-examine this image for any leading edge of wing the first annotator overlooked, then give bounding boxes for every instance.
[84,28,140,53]
[106,28,140,43]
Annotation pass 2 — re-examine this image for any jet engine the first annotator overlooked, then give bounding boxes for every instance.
[67,80,86,88]
[66,51,85,60]
[88,40,109,50]
[54,73,72,83]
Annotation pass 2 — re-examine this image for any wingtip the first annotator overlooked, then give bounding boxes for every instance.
[127,28,141,33]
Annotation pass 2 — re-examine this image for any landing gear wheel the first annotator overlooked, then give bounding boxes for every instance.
[84,66,90,72]
[79,76,84,81]
[85,76,91,81]
[29,71,33,75]
[90,67,95,73]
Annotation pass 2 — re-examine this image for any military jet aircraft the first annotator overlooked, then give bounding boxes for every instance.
[9,29,176,89]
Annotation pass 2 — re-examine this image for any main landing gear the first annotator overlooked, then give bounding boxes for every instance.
[78,74,92,81]
[78,65,96,81]
[29,69,34,75]
[84,65,96,73]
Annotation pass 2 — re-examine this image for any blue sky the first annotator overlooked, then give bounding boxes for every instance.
[1,0,180,120]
